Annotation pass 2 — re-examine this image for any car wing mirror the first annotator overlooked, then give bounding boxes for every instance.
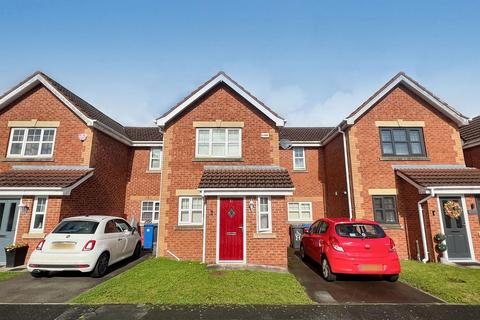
[131,227,137,235]
[303,228,310,234]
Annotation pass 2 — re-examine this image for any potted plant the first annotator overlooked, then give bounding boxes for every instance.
[4,243,29,267]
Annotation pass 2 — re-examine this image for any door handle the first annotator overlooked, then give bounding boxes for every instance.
[238,226,243,230]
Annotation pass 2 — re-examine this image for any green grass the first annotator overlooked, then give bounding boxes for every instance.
[400,260,480,304]
[72,258,314,304]
[0,272,21,281]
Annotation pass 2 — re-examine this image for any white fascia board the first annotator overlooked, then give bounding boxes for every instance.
[345,75,469,127]
[199,188,294,196]
[131,141,163,147]
[90,121,132,145]
[428,186,480,195]
[156,74,286,127]
[290,142,322,147]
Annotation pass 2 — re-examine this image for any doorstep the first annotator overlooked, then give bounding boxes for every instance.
[207,263,287,273]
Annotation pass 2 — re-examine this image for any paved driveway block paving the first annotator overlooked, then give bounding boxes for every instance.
[288,248,442,304]
[0,255,147,303]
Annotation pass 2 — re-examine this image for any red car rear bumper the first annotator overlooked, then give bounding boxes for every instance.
[328,252,401,275]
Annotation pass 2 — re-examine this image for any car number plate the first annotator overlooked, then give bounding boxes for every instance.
[358,264,382,271]
[51,242,76,249]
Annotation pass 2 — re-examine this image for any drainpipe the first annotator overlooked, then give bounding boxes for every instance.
[338,127,353,220]
[201,190,207,263]
[417,190,434,263]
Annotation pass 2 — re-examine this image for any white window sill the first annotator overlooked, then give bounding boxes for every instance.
[146,169,162,173]
[175,224,203,230]
[287,220,313,224]
[22,233,46,239]
[193,157,243,162]
[3,157,54,162]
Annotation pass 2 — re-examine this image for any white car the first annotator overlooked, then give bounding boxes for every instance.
[28,215,142,278]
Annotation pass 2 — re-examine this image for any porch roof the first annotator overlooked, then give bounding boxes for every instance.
[396,168,480,194]
[198,166,294,195]
[0,166,94,196]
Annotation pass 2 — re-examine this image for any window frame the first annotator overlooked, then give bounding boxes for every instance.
[372,195,399,224]
[149,147,163,171]
[287,202,313,222]
[140,200,160,223]
[292,147,306,170]
[195,128,242,158]
[379,127,426,157]
[7,128,57,158]
[178,196,204,226]
[257,196,272,233]
[29,196,48,233]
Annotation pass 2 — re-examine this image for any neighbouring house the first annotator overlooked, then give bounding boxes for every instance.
[0,70,478,268]
[461,115,480,169]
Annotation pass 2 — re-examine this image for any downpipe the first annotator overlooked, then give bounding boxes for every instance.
[418,192,434,263]
[338,127,353,220]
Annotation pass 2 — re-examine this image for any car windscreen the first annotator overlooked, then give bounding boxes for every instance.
[335,223,385,239]
[52,220,99,234]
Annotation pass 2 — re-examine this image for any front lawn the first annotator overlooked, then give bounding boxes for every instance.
[0,272,21,281]
[400,260,480,304]
[72,258,313,304]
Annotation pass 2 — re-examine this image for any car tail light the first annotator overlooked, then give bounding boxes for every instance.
[83,240,96,251]
[388,238,396,252]
[36,240,45,251]
[329,237,344,252]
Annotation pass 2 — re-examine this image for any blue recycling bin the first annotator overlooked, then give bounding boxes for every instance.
[143,224,155,250]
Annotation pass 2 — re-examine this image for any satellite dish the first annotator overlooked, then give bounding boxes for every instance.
[280,139,293,150]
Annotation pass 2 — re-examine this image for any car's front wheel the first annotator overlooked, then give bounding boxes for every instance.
[321,257,336,282]
[91,252,109,278]
[132,242,142,259]
[384,274,399,282]
[30,270,49,278]
[299,244,306,261]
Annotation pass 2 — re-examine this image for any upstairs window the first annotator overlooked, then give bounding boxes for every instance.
[293,147,306,170]
[380,128,426,157]
[149,147,162,170]
[7,128,56,158]
[196,128,241,158]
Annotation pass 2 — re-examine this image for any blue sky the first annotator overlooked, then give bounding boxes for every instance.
[0,1,478,127]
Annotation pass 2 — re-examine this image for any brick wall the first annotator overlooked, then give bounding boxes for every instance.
[323,134,350,217]
[280,147,326,222]
[464,146,480,168]
[124,147,162,233]
[0,85,91,170]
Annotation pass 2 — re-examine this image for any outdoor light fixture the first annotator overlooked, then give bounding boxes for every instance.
[249,200,255,212]
[18,202,29,214]
[78,133,88,142]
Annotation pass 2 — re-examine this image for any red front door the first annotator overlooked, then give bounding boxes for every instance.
[219,198,244,261]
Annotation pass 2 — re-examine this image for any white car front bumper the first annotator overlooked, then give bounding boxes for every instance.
[27,250,100,273]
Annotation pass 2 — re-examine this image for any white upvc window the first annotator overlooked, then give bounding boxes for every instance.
[7,128,56,158]
[288,202,312,221]
[293,147,306,170]
[149,147,162,170]
[195,128,241,158]
[257,196,272,233]
[30,197,48,233]
[141,201,160,223]
[178,197,203,225]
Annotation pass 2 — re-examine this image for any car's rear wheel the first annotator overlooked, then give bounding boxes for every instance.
[91,252,109,278]
[299,244,306,261]
[132,242,142,259]
[30,270,49,278]
[384,274,399,282]
[321,257,336,282]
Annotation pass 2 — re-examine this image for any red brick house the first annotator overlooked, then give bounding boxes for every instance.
[0,72,162,264]
[0,70,478,268]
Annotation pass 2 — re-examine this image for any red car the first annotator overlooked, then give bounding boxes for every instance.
[300,218,401,282]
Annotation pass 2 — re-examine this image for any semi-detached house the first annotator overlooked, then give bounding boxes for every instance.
[0,71,478,268]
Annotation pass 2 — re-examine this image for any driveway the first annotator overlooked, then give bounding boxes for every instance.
[288,248,443,304]
[0,254,148,303]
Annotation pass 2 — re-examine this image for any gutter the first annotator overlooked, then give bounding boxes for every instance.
[338,127,353,220]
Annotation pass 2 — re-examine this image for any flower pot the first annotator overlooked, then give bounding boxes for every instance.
[5,246,28,268]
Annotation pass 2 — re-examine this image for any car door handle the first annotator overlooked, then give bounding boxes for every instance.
[118,238,123,241]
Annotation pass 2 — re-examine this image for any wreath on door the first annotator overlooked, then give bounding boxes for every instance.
[443,200,462,219]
